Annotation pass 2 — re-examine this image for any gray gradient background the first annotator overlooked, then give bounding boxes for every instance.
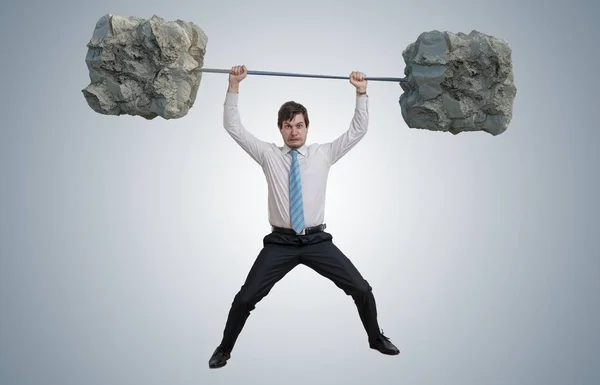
[1,0,599,384]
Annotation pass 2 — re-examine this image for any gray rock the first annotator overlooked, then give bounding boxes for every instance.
[82,14,208,120]
[399,30,516,135]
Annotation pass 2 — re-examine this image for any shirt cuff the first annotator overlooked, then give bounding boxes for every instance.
[356,94,368,110]
[225,91,239,106]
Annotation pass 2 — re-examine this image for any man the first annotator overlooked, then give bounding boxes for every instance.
[208,64,399,369]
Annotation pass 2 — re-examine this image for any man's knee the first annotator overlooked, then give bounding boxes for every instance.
[231,289,259,312]
[358,280,373,294]
[231,290,251,311]
[348,279,372,297]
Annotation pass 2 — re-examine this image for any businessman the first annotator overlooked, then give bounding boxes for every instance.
[209,64,399,369]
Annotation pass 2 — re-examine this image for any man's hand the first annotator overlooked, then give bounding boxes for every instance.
[349,71,367,95]
[228,65,247,93]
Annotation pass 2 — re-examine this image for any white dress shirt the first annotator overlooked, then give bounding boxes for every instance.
[223,91,369,230]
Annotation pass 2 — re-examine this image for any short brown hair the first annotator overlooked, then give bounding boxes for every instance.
[277,101,309,129]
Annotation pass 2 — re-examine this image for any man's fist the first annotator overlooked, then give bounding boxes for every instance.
[229,65,247,84]
[349,71,367,93]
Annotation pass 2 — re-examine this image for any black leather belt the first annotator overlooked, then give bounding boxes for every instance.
[271,223,326,235]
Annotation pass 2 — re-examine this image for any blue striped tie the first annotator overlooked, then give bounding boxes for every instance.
[289,149,305,234]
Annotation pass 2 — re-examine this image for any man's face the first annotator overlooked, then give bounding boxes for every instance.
[280,113,308,148]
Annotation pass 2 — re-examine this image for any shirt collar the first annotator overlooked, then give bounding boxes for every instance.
[281,143,308,156]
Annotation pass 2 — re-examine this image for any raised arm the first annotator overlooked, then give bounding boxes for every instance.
[223,65,270,165]
[320,71,369,165]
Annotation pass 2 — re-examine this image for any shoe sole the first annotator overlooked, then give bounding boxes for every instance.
[370,347,400,355]
[209,361,227,369]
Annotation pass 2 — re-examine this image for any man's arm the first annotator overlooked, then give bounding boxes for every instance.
[223,65,270,165]
[320,71,369,165]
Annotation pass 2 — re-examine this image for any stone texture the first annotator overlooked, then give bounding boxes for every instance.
[82,14,208,120]
[399,30,516,135]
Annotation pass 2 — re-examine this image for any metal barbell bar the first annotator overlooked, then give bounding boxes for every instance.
[199,67,404,83]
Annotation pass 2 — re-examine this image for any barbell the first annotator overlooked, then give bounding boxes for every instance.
[82,14,516,136]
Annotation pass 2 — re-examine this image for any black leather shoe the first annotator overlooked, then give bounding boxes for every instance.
[208,346,230,369]
[369,330,400,355]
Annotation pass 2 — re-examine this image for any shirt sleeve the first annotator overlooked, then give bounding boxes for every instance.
[223,92,271,165]
[320,95,369,165]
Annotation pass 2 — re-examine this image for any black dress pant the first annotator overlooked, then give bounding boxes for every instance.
[219,230,381,353]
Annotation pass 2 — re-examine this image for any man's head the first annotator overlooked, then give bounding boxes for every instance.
[278,101,309,148]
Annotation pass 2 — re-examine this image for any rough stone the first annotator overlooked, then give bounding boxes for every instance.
[82,14,208,120]
[399,30,516,135]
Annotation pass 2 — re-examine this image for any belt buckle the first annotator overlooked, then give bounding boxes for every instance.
[298,228,306,235]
